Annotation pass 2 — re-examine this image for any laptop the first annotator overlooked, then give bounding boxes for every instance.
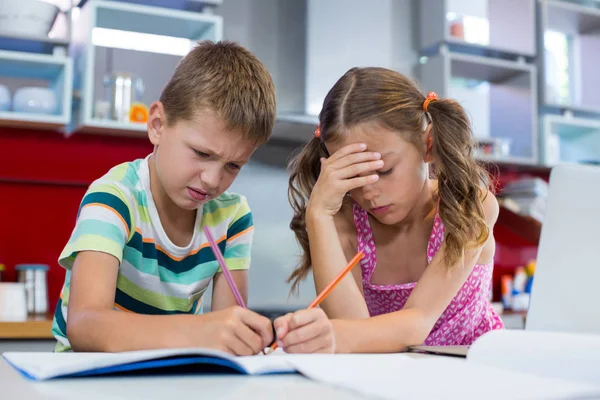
[525,163,600,334]
[410,163,600,357]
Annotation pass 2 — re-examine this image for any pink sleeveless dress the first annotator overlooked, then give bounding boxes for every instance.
[353,203,503,345]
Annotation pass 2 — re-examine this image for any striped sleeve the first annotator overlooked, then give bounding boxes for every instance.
[58,184,134,270]
[222,195,254,271]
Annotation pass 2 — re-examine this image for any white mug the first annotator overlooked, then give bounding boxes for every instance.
[0,282,28,321]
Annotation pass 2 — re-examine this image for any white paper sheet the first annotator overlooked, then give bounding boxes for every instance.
[285,354,600,400]
[467,329,600,386]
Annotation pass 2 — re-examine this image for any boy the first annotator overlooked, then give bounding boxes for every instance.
[52,41,316,355]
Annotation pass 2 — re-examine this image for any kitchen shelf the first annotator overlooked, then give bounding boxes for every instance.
[77,0,223,12]
[0,50,72,131]
[419,0,536,57]
[69,0,223,136]
[93,2,220,39]
[0,112,68,130]
[76,118,148,137]
[540,0,600,114]
[271,113,318,141]
[0,7,71,55]
[420,51,538,163]
[541,114,600,166]
[0,32,70,48]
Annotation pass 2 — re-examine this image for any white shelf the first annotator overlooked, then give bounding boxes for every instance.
[94,0,222,39]
[540,0,600,114]
[0,111,68,130]
[0,32,70,47]
[69,0,223,136]
[419,0,536,57]
[0,50,72,131]
[75,118,147,136]
[541,114,600,166]
[544,102,600,116]
[271,114,318,143]
[420,52,538,163]
[77,0,223,11]
[449,53,535,83]
[0,50,68,79]
[276,113,319,125]
[542,0,600,34]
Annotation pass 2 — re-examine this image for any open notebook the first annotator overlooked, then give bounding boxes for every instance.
[2,348,295,381]
[3,330,600,399]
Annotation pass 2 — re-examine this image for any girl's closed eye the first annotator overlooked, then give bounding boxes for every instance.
[378,168,393,176]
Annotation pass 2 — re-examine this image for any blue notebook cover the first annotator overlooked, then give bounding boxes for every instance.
[2,348,296,381]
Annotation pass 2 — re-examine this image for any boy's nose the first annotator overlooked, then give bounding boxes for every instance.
[200,167,222,192]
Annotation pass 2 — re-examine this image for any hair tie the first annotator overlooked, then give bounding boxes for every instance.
[314,123,321,138]
[423,91,438,112]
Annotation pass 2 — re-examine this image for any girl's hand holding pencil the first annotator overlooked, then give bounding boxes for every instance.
[272,308,335,353]
[267,251,364,354]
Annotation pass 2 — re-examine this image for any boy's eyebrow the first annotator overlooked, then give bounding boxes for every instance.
[190,144,250,164]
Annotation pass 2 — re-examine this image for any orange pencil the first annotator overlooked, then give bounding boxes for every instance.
[267,251,364,354]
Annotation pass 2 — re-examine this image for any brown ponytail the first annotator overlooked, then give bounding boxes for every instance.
[426,99,491,268]
[287,136,329,292]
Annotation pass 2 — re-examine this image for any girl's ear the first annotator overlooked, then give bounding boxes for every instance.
[423,123,434,163]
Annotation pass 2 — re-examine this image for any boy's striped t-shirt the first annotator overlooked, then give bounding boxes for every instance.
[51,155,254,352]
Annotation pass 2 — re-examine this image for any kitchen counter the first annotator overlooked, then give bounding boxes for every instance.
[0,316,53,339]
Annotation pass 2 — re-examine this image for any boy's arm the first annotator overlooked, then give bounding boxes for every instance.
[68,251,272,353]
[68,250,197,351]
[64,188,270,353]
[211,195,253,312]
[211,270,248,311]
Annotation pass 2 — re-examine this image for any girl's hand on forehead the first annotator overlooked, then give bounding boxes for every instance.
[308,143,382,218]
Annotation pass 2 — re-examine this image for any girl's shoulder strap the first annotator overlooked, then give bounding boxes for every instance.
[351,201,369,230]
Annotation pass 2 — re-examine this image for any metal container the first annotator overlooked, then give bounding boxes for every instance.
[103,72,144,122]
[15,264,49,315]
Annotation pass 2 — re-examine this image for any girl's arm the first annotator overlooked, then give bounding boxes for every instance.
[306,143,384,319]
[333,193,500,353]
[307,211,369,319]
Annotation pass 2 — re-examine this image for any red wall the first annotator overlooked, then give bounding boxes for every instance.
[0,127,152,312]
[0,127,545,312]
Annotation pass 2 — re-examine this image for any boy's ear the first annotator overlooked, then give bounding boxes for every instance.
[148,101,166,146]
[423,123,434,163]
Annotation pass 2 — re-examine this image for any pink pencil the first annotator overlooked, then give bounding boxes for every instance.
[202,226,246,308]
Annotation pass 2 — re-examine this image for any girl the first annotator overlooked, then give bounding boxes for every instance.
[275,67,503,353]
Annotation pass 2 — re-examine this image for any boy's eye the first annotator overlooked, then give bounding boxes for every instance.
[194,150,210,158]
[378,169,392,176]
[227,163,241,171]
